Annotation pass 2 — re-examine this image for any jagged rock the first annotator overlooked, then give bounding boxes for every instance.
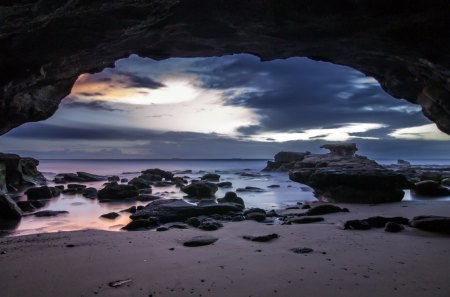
[141,169,173,180]
[34,210,68,217]
[97,184,139,201]
[182,182,218,198]
[183,236,218,247]
[412,180,450,197]
[0,193,23,219]
[263,152,310,171]
[130,199,241,223]
[320,143,357,156]
[217,192,245,209]
[0,153,46,192]
[410,215,450,234]
[201,173,220,181]
[100,212,119,219]
[26,186,60,200]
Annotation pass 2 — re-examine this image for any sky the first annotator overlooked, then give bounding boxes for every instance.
[1,54,449,160]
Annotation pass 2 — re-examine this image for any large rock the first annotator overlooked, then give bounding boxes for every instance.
[290,168,411,203]
[54,172,108,183]
[0,193,23,219]
[97,183,139,200]
[26,186,60,200]
[130,199,242,223]
[410,216,450,235]
[181,182,218,198]
[217,192,245,209]
[412,180,450,197]
[0,153,46,192]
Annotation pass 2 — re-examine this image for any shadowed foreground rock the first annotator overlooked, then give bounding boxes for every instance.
[0,193,23,220]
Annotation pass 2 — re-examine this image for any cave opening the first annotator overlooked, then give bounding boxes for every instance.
[1,53,449,160]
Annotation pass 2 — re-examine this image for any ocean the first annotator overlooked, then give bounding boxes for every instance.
[2,159,450,236]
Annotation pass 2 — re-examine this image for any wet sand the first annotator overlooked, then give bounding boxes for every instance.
[1,200,450,297]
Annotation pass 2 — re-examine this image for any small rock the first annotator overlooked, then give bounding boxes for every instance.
[243,233,279,242]
[344,220,371,230]
[100,212,120,220]
[290,247,314,254]
[290,216,324,224]
[245,212,266,222]
[34,210,68,217]
[108,279,132,288]
[201,173,220,181]
[384,222,405,233]
[183,235,218,247]
[268,184,280,188]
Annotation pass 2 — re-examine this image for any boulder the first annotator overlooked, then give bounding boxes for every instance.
[97,184,139,200]
[410,215,450,235]
[201,173,220,182]
[141,168,174,180]
[217,192,245,209]
[412,180,450,197]
[128,177,152,189]
[182,181,218,198]
[54,172,108,183]
[245,212,266,222]
[26,186,60,200]
[0,193,23,219]
[82,187,97,199]
[290,168,411,203]
[16,200,47,212]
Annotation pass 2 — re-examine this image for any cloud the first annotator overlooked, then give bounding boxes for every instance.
[61,97,122,112]
[389,124,450,141]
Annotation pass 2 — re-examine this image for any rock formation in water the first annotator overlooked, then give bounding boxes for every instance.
[0,0,450,135]
[0,153,46,193]
[267,143,412,203]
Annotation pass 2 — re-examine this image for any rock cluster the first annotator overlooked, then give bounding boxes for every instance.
[269,143,413,203]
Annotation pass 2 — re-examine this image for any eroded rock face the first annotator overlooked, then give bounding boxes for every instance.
[0,1,450,135]
[0,153,46,192]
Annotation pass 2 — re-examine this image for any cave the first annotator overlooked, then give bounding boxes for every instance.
[1,0,450,136]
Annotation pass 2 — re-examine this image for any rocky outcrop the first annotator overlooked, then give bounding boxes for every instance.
[0,153,46,193]
[286,144,412,203]
[97,183,139,201]
[412,180,450,197]
[54,172,108,183]
[0,1,450,136]
[181,181,218,198]
[410,215,450,235]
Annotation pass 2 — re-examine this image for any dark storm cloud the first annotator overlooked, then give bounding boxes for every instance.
[61,97,121,112]
[78,69,165,89]
[191,55,428,134]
